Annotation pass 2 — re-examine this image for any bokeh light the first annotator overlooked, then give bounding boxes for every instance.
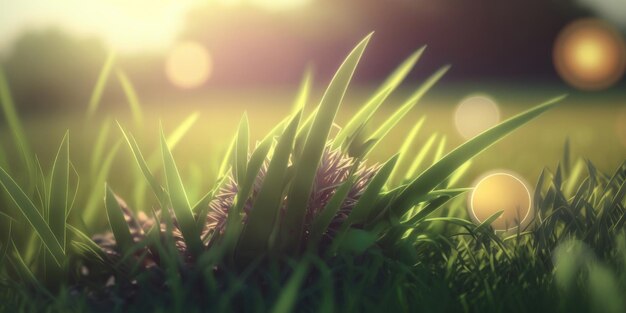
[165,41,212,89]
[553,18,626,90]
[454,94,501,140]
[469,172,532,231]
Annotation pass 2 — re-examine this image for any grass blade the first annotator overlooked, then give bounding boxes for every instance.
[333,47,425,149]
[104,184,134,254]
[270,260,310,313]
[404,132,438,179]
[387,117,425,186]
[283,33,372,250]
[234,113,249,185]
[87,52,116,118]
[0,167,64,265]
[308,176,357,248]
[392,95,566,216]
[238,112,300,255]
[363,66,449,156]
[160,127,202,256]
[48,131,70,251]
[290,68,313,115]
[116,69,144,127]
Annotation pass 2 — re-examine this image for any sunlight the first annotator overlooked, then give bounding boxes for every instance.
[165,41,213,89]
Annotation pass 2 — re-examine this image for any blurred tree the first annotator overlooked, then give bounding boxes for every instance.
[1,29,108,112]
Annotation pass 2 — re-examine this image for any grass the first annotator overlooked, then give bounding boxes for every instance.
[0,35,624,312]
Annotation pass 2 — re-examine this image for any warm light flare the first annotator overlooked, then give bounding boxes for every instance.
[165,41,212,89]
[469,172,533,231]
[454,94,501,140]
[554,18,626,90]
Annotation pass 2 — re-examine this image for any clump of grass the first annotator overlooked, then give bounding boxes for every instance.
[6,33,621,313]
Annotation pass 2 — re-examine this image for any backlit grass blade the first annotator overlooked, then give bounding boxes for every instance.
[66,161,80,218]
[388,117,425,186]
[392,95,566,216]
[364,66,449,156]
[82,140,122,224]
[217,133,237,179]
[474,210,504,233]
[146,113,199,169]
[432,136,447,164]
[308,176,357,249]
[284,33,372,249]
[0,67,34,180]
[104,184,134,254]
[67,225,107,263]
[90,117,112,177]
[48,131,69,251]
[345,155,398,225]
[10,241,49,295]
[238,112,300,255]
[160,127,202,256]
[405,133,438,179]
[118,123,165,205]
[0,167,64,265]
[290,68,312,115]
[270,259,310,313]
[333,47,425,149]
[87,52,116,119]
[116,69,144,127]
[234,113,249,185]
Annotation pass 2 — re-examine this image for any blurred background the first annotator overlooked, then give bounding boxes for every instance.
[0,0,625,197]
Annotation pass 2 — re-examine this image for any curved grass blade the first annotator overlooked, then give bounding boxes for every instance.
[90,117,112,177]
[404,132,438,180]
[270,259,310,313]
[0,167,64,265]
[387,117,425,186]
[308,176,357,249]
[146,113,199,169]
[67,224,107,263]
[237,112,300,255]
[284,33,372,250]
[116,69,144,127]
[82,140,122,224]
[87,52,116,119]
[234,113,249,185]
[364,66,449,156]
[290,68,313,115]
[392,95,566,216]
[48,131,70,251]
[333,47,425,149]
[10,241,50,296]
[104,184,134,254]
[160,127,202,256]
[0,67,34,180]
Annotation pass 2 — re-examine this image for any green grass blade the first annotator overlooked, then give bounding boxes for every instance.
[346,155,399,225]
[270,260,310,313]
[333,47,425,149]
[48,131,70,251]
[364,66,449,156]
[290,68,313,115]
[104,184,134,253]
[82,140,122,225]
[0,221,12,266]
[432,136,447,164]
[116,69,144,127]
[10,241,50,295]
[146,113,199,169]
[238,112,300,255]
[474,210,504,233]
[0,167,64,265]
[67,225,106,263]
[387,117,425,186]
[392,95,566,216]
[283,33,372,250]
[0,67,34,181]
[235,113,249,185]
[405,132,438,179]
[160,127,202,256]
[217,133,237,179]
[90,117,112,177]
[87,52,116,118]
[308,176,357,249]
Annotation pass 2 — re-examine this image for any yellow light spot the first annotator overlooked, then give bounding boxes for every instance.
[554,18,626,90]
[469,172,532,231]
[454,94,501,140]
[165,41,212,89]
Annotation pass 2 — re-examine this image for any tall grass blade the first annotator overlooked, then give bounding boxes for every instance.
[284,34,372,249]
[90,118,112,177]
[388,117,425,186]
[48,131,70,251]
[290,68,312,115]
[270,260,310,313]
[333,47,425,148]
[238,112,300,255]
[87,52,116,119]
[0,167,64,264]
[234,113,249,185]
[104,184,134,253]
[116,69,144,127]
[309,176,356,248]
[160,127,202,256]
[0,68,34,180]
[364,66,449,156]
[405,133,438,179]
[392,95,566,216]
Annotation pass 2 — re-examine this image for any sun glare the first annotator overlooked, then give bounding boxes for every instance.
[454,94,501,140]
[165,41,212,89]
[469,172,533,231]
[554,18,626,90]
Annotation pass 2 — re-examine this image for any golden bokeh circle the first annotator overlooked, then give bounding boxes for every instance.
[553,18,626,90]
[454,94,501,140]
[165,41,213,89]
[469,172,533,231]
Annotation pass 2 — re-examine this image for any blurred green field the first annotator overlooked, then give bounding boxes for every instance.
[1,86,625,212]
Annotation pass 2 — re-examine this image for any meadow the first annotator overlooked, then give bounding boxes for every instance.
[0,38,625,312]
